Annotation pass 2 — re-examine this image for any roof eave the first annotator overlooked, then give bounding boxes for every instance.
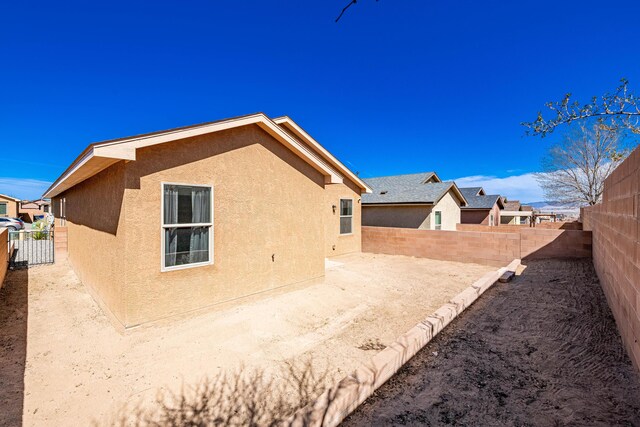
[273,116,372,194]
[43,113,343,199]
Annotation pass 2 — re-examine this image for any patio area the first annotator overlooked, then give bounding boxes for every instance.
[0,252,495,426]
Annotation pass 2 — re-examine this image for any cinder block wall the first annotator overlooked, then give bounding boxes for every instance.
[582,145,640,370]
[362,226,590,267]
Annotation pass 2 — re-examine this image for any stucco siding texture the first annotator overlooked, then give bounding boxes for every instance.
[52,162,127,325]
[324,182,362,257]
[0,229,8,288]
[461,210,489,225]
[362,205,432,229]
[121,125,326,326]
[431,190,461,231]
[461,204,501,226]
[0,196,18,218]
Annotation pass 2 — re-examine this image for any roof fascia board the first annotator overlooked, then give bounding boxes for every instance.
[44,114,344,198]
[273,116,372,193]
[362,203,434,206]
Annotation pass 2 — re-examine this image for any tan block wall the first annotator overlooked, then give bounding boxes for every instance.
[457,223,529,233]
[0,196,18,218]
[362,226,591,267]
[582,145,640,371]
[362,205,431,229]
[0,228,9,288]
[324,182,362,257]
[121,125,326,326]
[535,221,583,230]
[52,162,127,325]
[362,226,520,267]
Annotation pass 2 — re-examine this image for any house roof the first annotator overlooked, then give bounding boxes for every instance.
[362,172,467,205]
[272,116,371,193]
[43,113,371,198]
[0,194,21,202]
[520,205,533,212]
[459,188,504,210]
[459,187,483,199]
[503,200,521,211]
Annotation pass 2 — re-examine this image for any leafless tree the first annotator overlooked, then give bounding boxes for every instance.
[522,78,640,137]
[536,124,629,206]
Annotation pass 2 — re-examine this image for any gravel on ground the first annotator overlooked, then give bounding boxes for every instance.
[343,258,640,427]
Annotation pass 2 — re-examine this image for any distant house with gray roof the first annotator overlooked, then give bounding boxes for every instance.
[362,172,467,230]
[459,187,504,226]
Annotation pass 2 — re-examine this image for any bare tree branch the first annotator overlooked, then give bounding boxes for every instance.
[536,124,630,206]
[522,78,640,137]
[335,0,379,23]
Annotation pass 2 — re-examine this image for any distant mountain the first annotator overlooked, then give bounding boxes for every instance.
[523,201,581,214]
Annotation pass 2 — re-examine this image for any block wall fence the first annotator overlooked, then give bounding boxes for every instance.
[582,145,640,371]
[362,226,591,268]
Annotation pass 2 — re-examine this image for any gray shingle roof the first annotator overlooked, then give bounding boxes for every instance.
[362,172,464,205]
[461,194,503,210]
[459,187,483,199]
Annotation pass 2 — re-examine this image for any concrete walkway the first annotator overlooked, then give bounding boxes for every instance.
[344,259,640,426]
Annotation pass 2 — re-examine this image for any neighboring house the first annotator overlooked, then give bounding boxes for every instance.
[43,113,371,328]
[500,200,533,225]
[0,194,20,218]
[361,172,467,231]
[459,187,504,226]
[19,199,51,222]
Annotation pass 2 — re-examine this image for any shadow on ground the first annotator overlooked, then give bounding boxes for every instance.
[104,358,332,427]
[343,258,640,426]
[0,268,29,426]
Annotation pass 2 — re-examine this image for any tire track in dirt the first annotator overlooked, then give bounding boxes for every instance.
[343,259,640,426]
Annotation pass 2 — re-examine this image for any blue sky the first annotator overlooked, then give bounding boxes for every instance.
[1,0,639,202]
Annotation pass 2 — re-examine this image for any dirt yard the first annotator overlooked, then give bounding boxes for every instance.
[343,258,640,426]
[0,252,495,426]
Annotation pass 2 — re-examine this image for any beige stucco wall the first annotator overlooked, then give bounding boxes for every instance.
[429,190,461,231]
[120,125,326,326]
[0,195,18,218]
[52,162,128,325]
[363,190,461,231]
[324,181,362,257]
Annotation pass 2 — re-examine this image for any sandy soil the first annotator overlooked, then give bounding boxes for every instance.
[343,259,640,426]
[0,252,494,426]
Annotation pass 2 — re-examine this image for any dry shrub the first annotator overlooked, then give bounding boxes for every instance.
[106,358,331,427]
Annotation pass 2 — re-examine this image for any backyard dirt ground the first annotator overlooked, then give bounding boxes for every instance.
[343,258,640,426]
[0,252,495,426]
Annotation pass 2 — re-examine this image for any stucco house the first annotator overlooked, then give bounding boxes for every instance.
[459,187,504,226]
[500,200,533,225]
[361,172,467,230]
[0,194,20,218]
[19,199,51,222]
[43,113,371,329]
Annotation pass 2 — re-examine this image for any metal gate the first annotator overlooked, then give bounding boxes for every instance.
[8,228,55,268]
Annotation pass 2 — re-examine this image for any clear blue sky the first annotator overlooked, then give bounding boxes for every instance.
[1,0,639,201]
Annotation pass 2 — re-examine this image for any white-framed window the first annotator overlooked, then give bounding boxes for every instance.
[339,198,353,235]
[434,211,442,230]
[490,213,494,226]
[161,183,214,271]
